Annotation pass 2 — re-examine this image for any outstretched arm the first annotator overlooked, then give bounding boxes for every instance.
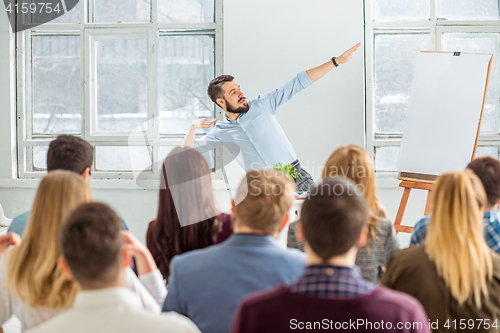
[306,43,361,83]
[182,118,217,147]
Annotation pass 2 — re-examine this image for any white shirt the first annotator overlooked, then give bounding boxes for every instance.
[0,256,165,331]
[25,288,199,333]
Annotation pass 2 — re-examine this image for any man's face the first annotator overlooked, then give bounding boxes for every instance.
[219,80,249,114]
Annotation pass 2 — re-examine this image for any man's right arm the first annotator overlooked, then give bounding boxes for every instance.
[182,119,217,147]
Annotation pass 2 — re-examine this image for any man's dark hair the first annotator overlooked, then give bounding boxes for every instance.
[47,135,93,174]
[60,202,123,288]
[467,156,500,208]
[301,177,368,260]
[207,75,234,105]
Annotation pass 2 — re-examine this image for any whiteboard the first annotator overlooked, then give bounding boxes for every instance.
[397,52,492,176]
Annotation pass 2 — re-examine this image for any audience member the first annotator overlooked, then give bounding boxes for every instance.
[25,202,200,333]
[0,171,162,331]
[288,145,398,282]
[7,134,128,236]
[232,177,429,333]
[382,171,500,333]
[162,169,306,333]
[411,156,500,252]
[147,147,232,282]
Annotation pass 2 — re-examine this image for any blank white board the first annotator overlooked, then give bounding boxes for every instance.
[397,52,492,176]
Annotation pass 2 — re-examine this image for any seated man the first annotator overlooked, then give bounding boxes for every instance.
[8,134,128,236]
[231,177,430,333]
[26,202,199,333]
[410,156,500,251]
[162,169,306,333]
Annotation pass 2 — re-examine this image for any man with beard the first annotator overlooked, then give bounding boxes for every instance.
[182,43,360,192]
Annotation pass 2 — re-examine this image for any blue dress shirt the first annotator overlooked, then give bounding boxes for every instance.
[410,210,500,253]
[194,71,312,171]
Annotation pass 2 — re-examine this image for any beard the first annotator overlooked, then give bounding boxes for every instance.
[225,98,250,114]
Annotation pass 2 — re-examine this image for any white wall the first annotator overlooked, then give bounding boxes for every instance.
[0,0,425,246]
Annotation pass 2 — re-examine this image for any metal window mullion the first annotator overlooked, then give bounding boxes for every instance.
[17,31,27,178]
[147,20,160,176]
[365,24,375,158]
[213,0,223,178]
[430,0,437,50]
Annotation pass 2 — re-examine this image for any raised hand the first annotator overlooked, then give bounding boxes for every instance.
[192,118,217,129]
[336,43,361,65]
[0,233,21,255]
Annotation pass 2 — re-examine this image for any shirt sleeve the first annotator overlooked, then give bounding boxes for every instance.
[0,258,13,326]
[192,130,223,170]
[125,267,161,313]
[409,218,428,247]
[383,223,400,266]
[256,71,312,115]
[162,257,186,316]
[138,269,167,307]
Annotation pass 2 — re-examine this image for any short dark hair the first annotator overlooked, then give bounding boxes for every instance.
[301,177,368,260]
[467,156,500,207]
[60,202,123,288]
[47,135,93,174]
[207,75,234,105]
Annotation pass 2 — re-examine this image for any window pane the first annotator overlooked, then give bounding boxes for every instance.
[438,0,499,20]
[373,0,430,21]
[96,38,147,132]
[374,146,400,172]
[159,36,214,135]
[442,33,500,133]
[95,146,152,171]
[32,35,81,134]
[159,0,214,23]
[50,1,80,23]
[94,0,150,23]
[476,146,500,158]
[33,146,49,169]
[374,34,431,134]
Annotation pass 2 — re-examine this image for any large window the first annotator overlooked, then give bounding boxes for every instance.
[365,0,500,172]
[17,0,222,179]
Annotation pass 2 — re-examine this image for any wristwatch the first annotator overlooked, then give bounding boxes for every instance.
[331,56,339,67]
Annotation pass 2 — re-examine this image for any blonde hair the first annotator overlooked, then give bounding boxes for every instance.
[322,145,382,247]
[426,171,492,308]
[5,171,94,309]
[234,169,295,234]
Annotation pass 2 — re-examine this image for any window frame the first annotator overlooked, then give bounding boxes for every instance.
[16,0,224,180]
[365,0,500,173]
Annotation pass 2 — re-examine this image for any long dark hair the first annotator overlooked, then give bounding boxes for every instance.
[147,147,221,281]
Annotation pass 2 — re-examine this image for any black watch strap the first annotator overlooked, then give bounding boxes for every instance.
[331,56,339,67]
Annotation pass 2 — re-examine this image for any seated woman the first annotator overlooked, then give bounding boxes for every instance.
[382,171,500,332]
[147,147,232,282]
[288,145,398,282]
[0,171,163,331]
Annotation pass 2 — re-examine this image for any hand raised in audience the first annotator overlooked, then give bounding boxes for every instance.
[0,233,21,254]
[122,231,158,276]
[192,118,217,129]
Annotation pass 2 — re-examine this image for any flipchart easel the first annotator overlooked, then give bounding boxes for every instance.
[393,51,493,234]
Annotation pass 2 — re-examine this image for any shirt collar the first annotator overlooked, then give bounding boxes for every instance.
[303,265,362,279]
[73,287,141,310]
[484,210,499,223]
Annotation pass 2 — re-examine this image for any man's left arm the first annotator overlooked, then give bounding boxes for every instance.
[261,43,361,114]
[305,43,361,83]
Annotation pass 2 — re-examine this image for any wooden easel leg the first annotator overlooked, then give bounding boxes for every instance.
[424,190,433,216]
[394,188,411,235]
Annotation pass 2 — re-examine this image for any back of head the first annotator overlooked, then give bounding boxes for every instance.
[322,145,379,244]
[47,135,93,174]
[150,147,220,280]
[234,169,295,234]
[207,75,234,105]
[301,177,368,260]
[426,171,491,308]
[60,202,123,288]
[466,156,500,208]
[6,170,94,309]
